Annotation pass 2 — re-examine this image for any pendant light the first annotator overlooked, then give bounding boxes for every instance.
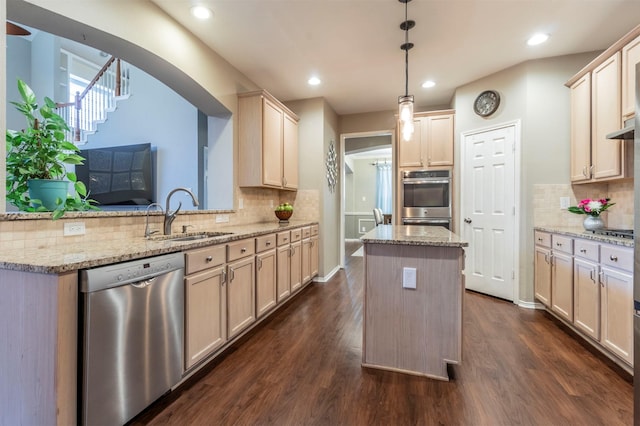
[398,0,415,142]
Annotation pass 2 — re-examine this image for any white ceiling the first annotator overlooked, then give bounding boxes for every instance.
[150,0,640,116]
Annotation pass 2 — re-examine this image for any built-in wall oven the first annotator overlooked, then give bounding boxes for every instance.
[401,169,452,229]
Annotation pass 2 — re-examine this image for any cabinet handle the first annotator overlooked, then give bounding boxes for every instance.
[537,237,543,242]
[589,269,595,283]
[266,241,272,246]
[206,256,213,262]
[229,268,235,282]
[580,249,586,253]
[589,165,594,177]
[599,271,604,287]
[241,248,247,253]
[556,242,562,247]
[221,270,227,285]
[610,255,618,262]
[544,253,550,264]
[582,166,588,178]
[257,258,262,270]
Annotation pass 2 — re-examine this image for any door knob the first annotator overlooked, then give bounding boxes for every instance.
[464,218,472,224]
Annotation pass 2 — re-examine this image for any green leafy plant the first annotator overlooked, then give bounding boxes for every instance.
[6,79,99,219]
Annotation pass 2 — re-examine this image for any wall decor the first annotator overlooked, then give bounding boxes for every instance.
[326,140,338,193]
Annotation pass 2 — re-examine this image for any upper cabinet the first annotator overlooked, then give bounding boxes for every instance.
[238,90,299,191]
[397,109,455,169]
[566,24,639,184]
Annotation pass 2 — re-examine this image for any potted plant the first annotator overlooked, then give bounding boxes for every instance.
[6,79,98,219]
[568,197,615,231]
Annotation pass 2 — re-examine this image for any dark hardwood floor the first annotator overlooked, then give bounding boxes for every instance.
[132,241,633,425]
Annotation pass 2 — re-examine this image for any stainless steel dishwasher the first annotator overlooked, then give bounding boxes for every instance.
[79,252,185,426]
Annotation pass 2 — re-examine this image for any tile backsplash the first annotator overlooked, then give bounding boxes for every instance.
[533,181,634,229]
[0,188,321,250]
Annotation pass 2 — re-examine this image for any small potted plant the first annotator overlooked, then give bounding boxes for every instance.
[6,79,98,219]
[568,198,614,231]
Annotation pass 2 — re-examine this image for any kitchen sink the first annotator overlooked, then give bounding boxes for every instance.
[150,231,233,242]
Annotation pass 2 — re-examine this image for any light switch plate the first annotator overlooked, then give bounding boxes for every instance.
[402,267,417,289]
[63,222,86,236]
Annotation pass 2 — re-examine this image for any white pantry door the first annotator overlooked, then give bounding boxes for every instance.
[461,124,517,301]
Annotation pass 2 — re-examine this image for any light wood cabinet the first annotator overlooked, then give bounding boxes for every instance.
[397,110,454,169]
[534,231,552,307]
[310,236,319,278]
[622,33,640,119]
[569,73,592,183]
[599,244,633,365]
[301,226,311,285]
[591,52,623,180]
[184,245,228,369]
[550,235,574,322]
[227,239,256,339]
[290,240,302,293]
[573,239,600,340]
[238,90,299,191]
[256,234,277,318]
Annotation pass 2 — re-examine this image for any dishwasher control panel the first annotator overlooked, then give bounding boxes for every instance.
[80,252,185,293]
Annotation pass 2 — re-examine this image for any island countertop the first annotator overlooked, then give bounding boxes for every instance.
[361,225,468,248]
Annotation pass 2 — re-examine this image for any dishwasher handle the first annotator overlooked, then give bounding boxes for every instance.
[130,277,157,288]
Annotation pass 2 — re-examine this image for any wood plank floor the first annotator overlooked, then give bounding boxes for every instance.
[132,241,633,425]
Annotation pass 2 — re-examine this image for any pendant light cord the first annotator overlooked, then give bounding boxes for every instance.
[404,0,409,97]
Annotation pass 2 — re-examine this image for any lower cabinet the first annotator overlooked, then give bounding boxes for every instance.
[227,239,256,339]
[533,229,633,368]
[184,224,320,373]
[184,245,228,369]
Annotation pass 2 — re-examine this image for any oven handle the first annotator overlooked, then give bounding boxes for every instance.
[402,179,450,184]
[403,218,451,224]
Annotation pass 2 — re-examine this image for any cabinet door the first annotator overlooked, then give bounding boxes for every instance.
[622,34,640,119]
[185,266,227,369]
[397,118,423,168]
[282,113,298,190]
[426,114,454,167]
[570,73,592,182]
[290,240,302,293]
[276,245,291,302]
[256,249,277,318]
[262,97,284,187]
[227,256,256,338]
[573,258,600,340]
[551,252,573,322]
[301,238,311,284]
[600,266,633,364]
[592,52,622,180]
[534,246,552,307]
[310,236,319,278]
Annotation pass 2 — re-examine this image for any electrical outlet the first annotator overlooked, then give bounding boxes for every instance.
[63,222,86,236]
[216,214,229,223]
[402,267,417,289]
[560,197,570,209]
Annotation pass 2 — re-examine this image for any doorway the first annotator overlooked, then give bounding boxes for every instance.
[339,131,394,267]
[460,121,521,302]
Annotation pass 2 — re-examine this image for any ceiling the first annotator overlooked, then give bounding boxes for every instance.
[150,0,640,116]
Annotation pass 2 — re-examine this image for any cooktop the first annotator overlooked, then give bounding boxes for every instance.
[590,228,633,239]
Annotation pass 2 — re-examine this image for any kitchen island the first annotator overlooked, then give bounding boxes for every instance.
[361,225,467,380]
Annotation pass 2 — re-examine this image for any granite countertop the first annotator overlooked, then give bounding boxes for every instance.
[361,225,468,248]
[0,220,318,274]
[534,226,634,248]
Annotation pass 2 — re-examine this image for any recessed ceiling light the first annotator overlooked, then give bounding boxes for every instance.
[422,80,436,88]
[527,33,549,46]
[308,76,321,86]
[191,5,212,20]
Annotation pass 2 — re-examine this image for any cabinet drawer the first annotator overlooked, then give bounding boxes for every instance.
[302,226,311,239]
[227,238,255,262]
[256,234,276,253]
[277,231,291,246]
[311,224,319,236]
[291,228,302,242]
[574,239,599,262]
[600,244,633,272]
[185,245,226,275]
[534,231,551,248]
[551,235,573,254]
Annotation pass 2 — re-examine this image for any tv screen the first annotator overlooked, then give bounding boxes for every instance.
[76,143,154,206]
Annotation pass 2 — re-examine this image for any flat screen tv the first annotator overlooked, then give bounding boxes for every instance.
[75,143,154,206]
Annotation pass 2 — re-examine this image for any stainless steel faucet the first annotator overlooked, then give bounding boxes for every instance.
[164,187,199,235]
[144,203,164,239]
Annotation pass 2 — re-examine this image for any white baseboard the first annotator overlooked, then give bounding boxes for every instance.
[314,265,341,283]
[345,238,361,242]
[518,299,545,310]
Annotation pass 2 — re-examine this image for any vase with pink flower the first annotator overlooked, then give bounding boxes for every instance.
[568,198,615,231]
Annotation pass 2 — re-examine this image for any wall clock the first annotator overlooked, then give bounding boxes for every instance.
[473,90,500,117]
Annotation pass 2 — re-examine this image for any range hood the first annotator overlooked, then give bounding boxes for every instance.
[606,117,635,140]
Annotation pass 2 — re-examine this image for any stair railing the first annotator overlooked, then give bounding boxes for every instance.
[57,56,130,143]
